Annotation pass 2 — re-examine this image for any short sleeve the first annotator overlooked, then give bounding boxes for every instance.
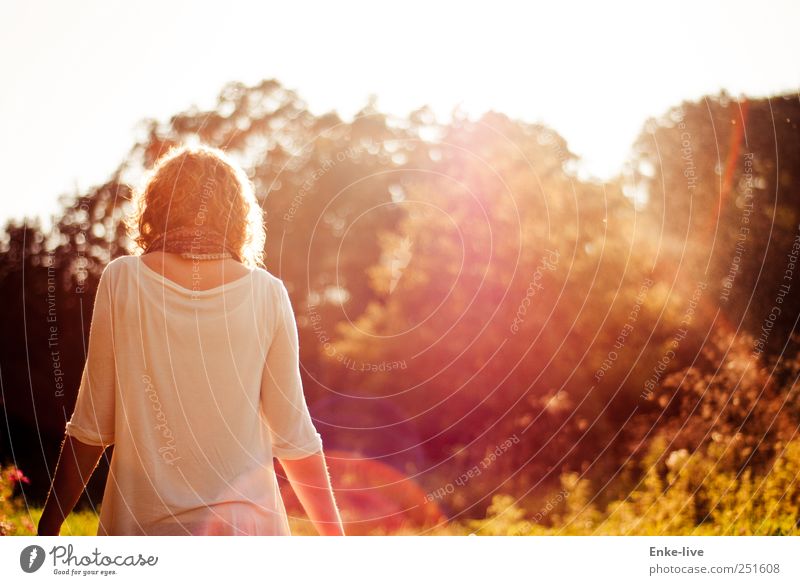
[65,266,116,447]
[260,280,323,460]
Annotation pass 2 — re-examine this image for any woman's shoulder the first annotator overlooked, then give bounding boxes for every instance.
[107,255,138,268]
[98,256,289,297]
[251,266,288,293]
[100,255,138,281]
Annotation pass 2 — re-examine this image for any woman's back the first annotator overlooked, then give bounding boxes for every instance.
[66,255,322,535]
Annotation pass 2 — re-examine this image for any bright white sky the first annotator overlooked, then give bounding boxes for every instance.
[1,0,798,225]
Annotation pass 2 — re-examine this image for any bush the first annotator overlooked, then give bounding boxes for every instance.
[0,465,33,535]
[469,438,800,535]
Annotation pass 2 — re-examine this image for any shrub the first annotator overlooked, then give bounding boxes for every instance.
[0,465,33,536]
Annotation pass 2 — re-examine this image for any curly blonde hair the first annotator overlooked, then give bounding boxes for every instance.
[127,145,265,268]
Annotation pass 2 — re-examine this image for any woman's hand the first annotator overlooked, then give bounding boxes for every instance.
[38,434,107,536]
[280,450,345,536]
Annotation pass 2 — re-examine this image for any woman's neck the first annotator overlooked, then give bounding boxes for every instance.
[141,251,251,291]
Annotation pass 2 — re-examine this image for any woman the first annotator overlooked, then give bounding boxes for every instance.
[38,145,344,536]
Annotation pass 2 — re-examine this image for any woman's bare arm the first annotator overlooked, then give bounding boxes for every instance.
[280,450,344,536]
[38,434,106,535]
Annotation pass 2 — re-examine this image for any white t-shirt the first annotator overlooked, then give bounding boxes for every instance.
[65,255,322,535]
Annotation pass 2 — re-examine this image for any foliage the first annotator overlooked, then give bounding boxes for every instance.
[0,465,33,535]
[469,437,800,536]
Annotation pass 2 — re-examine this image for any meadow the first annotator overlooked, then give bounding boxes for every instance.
[5,437,800,536]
